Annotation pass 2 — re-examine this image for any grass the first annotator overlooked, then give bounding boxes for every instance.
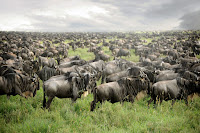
[64,39,72,44]
[68,47,95,61]
[67,41,139,62]
[121,49,139,62]
[98,42,139,62]
[140,37,153,45]
[0,88,200,133]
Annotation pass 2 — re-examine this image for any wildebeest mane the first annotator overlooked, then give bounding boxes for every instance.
[126,78,141,96]
[117,77,143,97]
[176,77,192,90]
[117,78,127,97]
[0,65,16,76]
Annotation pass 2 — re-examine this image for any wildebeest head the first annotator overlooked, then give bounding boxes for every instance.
[176,77,199,94]
[87,64,102,81]
[183,71,199,81]
[88,75,97,90]
[127,75,150,95]
[128,66,142,77]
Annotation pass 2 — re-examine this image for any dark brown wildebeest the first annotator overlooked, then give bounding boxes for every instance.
[43,72,89,109]
[116,48,130,57]
[148,77,200,108]
[101,59,129,84]
[90,76,150,111]
[0,73,39,98]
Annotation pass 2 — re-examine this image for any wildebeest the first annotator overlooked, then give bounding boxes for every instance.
[105,66,145,83]
[0,52,17,60]
[101,59,129,83]
[148,77,200,108]
[60,55,80,64]
[38,56,57,68]
[0,73,39,98]
[116,48,130,57]
[94,51,110,62]
[90,76,150,111]
[190,63,200,75]
[43,71,89,109]
[59,59,87,68]
[156,72,179,82]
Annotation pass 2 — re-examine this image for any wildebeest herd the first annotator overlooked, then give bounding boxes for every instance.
[0,31,200,111]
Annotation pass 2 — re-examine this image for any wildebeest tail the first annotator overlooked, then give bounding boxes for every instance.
[151,85,156,98]
[90,87,97,111]
[101,71,105,84]
[43,83,46,108]
[4,73,16,90]
[92,87,98,102]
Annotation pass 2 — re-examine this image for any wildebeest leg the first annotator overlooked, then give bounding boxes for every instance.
[120,101,124,106]
[129,95,135,103]
[7,95,10,100]
[99,100,103,108]
[183,92,189,106]
[72,87,79,102]
[101,73,105,84]
[171,99,176,108]
[159,91,165,105]
[90,87,97,111]
[153,96,157,108]
[160,99,163,105]
[71,98,77,103]
[90,101,96,111]
[159,95,164,105]
[184,97,188,106]
[148,98,153,109]
[46,96,54,109]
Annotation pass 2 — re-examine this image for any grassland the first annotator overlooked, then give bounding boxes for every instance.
[0,88,200,133]
[0,40,200,133]
[68,47,95,61]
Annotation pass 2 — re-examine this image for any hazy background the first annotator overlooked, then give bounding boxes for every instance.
[0,0,200,32]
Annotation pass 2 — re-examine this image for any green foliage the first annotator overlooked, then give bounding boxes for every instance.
[0,89,200,132]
